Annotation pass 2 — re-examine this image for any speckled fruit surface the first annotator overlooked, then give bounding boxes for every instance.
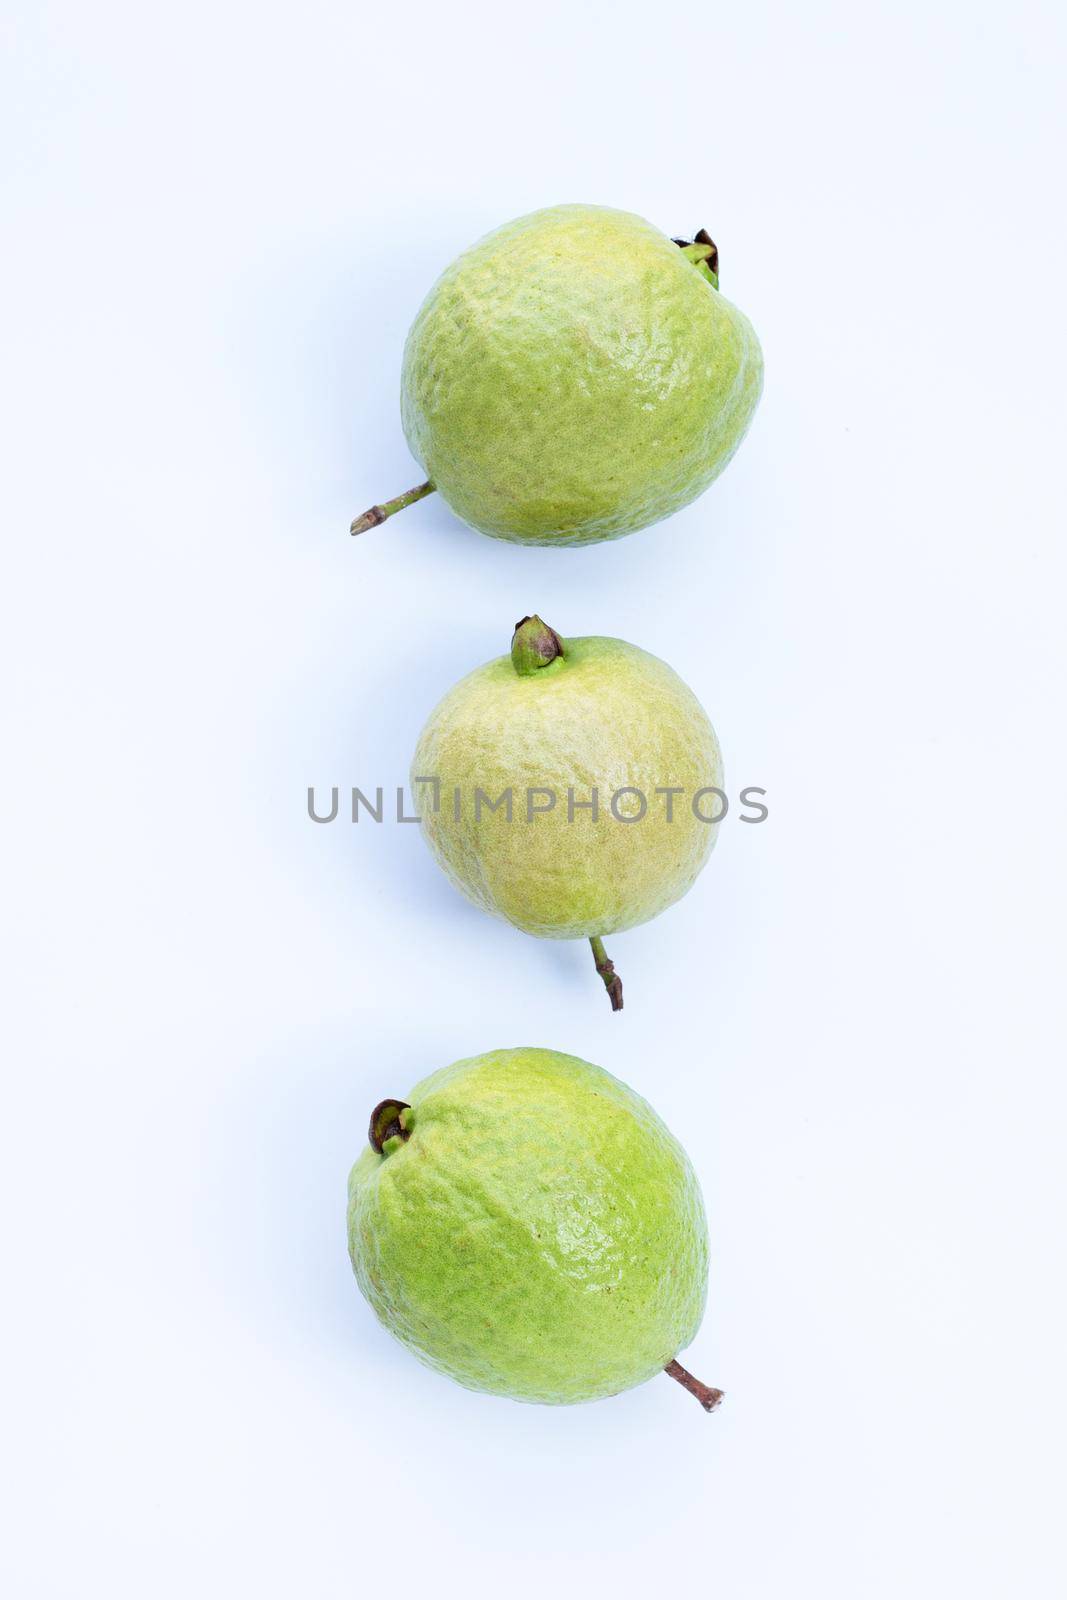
[347,1047,709,1404]
[411,627,723,939]
[400,204,763,545]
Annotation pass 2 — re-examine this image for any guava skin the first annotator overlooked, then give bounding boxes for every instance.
[347,1048,709,1405]
[411,634,723,939]
[400,204,763,546]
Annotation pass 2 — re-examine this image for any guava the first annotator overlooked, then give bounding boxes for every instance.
[350,204,763,547]
[411,615,723,1008]
[347,1047,721,1411]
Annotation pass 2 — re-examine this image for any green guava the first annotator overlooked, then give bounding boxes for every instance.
[347,1047,720,1411]
[350,204,763,546]
[411,615,723,1008]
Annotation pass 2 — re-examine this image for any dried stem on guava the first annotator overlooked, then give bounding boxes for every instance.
[664,1359,723,1413]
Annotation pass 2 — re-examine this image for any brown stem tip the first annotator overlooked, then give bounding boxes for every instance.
[665,1359,723,1413]
[589,936,623,1012]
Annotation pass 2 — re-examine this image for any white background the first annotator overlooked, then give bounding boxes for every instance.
[2,2,1065,1595]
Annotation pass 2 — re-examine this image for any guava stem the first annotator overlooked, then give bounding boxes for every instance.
[589,936,623,1012]
[350,480,435,535]
[664,1359,723,1413]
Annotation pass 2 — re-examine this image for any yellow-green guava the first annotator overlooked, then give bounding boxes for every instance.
[347,1047,720,1410]
[411,616,723,1007]
[351,204,763,546]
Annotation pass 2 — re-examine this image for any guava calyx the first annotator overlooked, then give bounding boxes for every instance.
[511,615,565,675]
[665,1359,724,1413]
[368,1099,412,1154]
[672,229,720,289]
